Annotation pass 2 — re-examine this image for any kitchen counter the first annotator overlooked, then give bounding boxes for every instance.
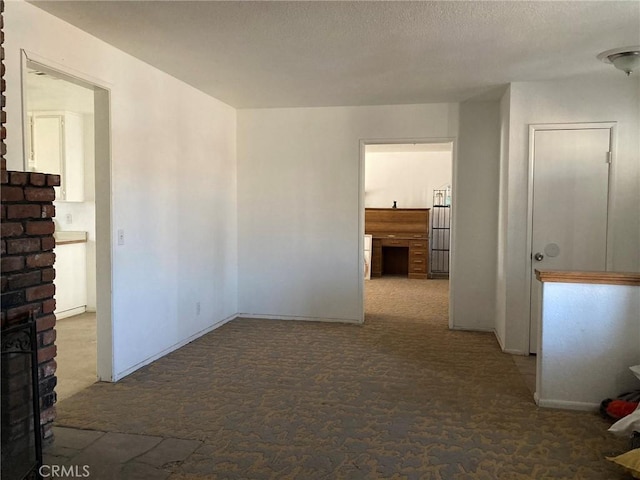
[54,231,87,245]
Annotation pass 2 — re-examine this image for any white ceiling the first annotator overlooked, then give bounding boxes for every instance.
[26,69,94,114]
[29,1,640,109]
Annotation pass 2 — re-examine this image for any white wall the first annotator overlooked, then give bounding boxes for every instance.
[495,87,511,347]
[237,103,459,322]
[5,1,238,380]
[499,75,640,354]
[537,282,640,410]
[452,101,500,331]
[364,150,452,209]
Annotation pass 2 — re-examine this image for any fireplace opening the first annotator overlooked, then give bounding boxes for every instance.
[1,315,43,480]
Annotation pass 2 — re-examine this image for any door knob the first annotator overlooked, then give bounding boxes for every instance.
[534,253,544,261]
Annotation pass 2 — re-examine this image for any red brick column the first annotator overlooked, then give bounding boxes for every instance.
[1,164,61,443]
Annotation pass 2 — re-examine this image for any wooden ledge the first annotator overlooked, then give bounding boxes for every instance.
[535,270,640,286]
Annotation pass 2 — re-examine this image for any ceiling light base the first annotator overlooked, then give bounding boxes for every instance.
[598,47,640,76]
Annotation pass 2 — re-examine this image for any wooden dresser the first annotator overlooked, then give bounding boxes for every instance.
[365,208,430,279]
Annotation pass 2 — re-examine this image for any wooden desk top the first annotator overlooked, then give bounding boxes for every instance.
[365,208,429,238]
[535,270,640,286]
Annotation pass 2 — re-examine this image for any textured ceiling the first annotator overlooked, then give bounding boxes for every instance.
[29,1,640,108]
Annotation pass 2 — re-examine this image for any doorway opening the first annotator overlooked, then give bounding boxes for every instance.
[21,52,113,397]
[361,140,454,326]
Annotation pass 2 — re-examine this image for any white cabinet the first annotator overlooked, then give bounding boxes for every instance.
[27,111,85,202]
[54,234,88,319]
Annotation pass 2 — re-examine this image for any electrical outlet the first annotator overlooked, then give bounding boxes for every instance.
[65,213,73,224]
[196,302,201,316]
[117,229,125,245]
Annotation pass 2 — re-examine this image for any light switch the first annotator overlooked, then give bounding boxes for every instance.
[65,213,73,224]
[117,229,125,245]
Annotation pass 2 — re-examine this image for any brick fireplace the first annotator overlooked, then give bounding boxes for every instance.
[1,161,60,445]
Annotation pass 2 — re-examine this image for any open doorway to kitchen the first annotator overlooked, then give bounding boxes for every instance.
[22,52,113,399]
[361,140,454,328]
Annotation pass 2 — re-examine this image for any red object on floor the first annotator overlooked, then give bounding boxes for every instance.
[606,400,639,419]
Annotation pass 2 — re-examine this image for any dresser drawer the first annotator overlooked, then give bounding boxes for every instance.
[410,263,427,273]
[410,258,427,273]
[410,240,428,249]
[381,238,409,247]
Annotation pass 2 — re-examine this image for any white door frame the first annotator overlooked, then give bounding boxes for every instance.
[525,122,617,352]
[358,137,457,328]
[20,50,115,381]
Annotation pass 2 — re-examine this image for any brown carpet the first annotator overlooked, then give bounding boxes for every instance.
[55,277,628,479]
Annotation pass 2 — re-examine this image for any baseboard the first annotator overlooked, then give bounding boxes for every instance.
[489,331,530,355]
[536,398,599,411]
[491,331,528,355]
[55,306,87,320]
[450,325,494,332]
[502,348,529,355]
[112,313,237,381]
[238,313,363,324]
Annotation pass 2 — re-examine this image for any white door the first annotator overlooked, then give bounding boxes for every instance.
[33,115,63,176]
[529,125,612,353]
